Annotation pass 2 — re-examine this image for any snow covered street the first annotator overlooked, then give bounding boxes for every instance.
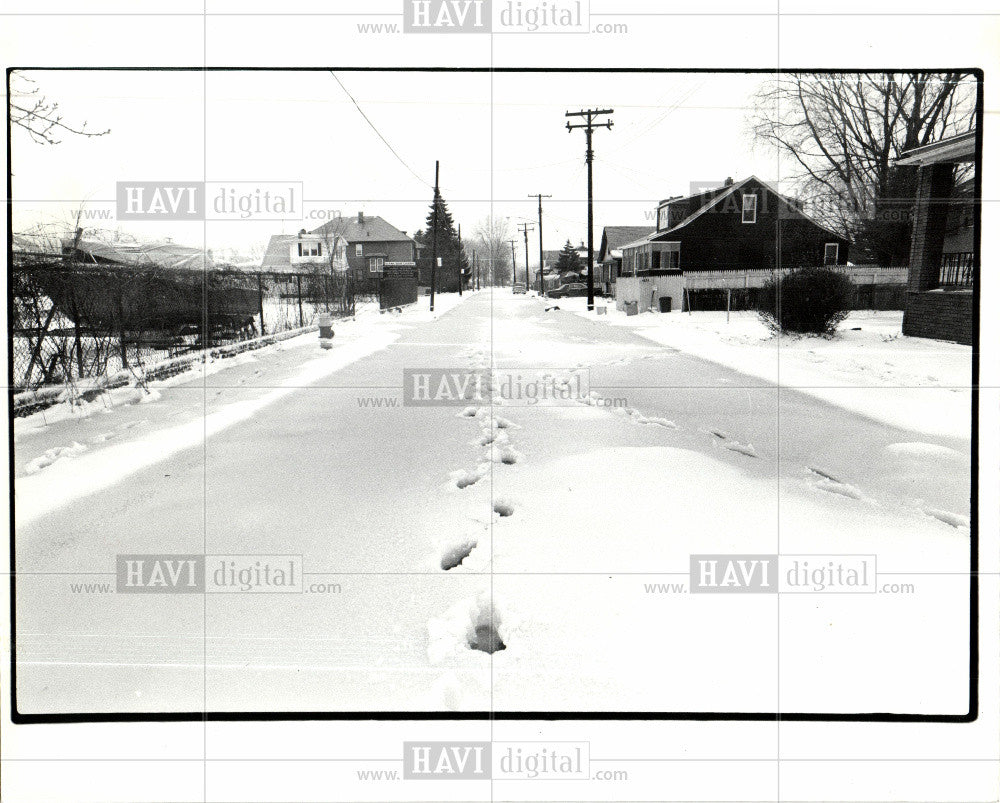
[14,290,972,716]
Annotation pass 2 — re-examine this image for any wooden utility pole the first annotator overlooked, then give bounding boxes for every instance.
[529,193,551,295]
[566,109,613,310]
[457,222,463,296]
[430,160,439,312]
[517,222,534,292]
[508,239,518,290]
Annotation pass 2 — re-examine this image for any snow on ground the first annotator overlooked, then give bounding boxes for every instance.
[424,405,969,713]
[12,291,972,716]
[561,299,972,439]
[13,293,474,527]
[13,295,474,441]
[404,294,970,714]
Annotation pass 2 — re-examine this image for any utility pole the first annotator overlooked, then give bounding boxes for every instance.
[529,193,551,295]
[566,108,613,311]
[430,160,439,312]
[457,222,463,296]
[517,222,534,293]
[508,239,518,291]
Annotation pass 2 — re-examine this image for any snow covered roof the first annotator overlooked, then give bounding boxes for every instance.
[897,130,976,166]
[599,226,656,260]
[261,232,348,273]
[310,214,415,244]
[62,235,212,272]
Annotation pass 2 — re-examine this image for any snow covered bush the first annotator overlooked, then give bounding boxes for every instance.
[757,266,853,335]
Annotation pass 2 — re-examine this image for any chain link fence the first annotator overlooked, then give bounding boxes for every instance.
[11,251,360,394]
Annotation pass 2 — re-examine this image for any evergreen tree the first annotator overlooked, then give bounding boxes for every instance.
[554,240,583,276]
[414,192,470,292]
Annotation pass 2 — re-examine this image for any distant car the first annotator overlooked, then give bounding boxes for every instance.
[546,282,601,299]
[512,283,526,294]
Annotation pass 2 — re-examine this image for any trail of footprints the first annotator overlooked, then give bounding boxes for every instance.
[432,347,520,656]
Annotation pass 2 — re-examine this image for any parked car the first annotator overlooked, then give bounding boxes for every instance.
[546,282,601,299]
[512,283,526,294]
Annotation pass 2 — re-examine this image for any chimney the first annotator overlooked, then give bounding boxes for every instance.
[724,177,734,186]
[357,211,365,225]
[298,228,307,237]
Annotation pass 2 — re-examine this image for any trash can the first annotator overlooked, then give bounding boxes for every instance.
[624,301,638,316]
[317,313,335,350]
[659,296,672,313]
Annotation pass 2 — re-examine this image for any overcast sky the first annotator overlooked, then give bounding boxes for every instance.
[12,69,786,264]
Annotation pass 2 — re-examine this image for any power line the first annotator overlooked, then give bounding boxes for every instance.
[329,71,431,189]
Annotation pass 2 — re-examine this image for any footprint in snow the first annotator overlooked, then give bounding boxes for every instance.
[923,507,970,530]
[809,468,862,500]
[25,442,88,475]
[723,440,758,458]
[493,498,515,517]
[440,539,478,571]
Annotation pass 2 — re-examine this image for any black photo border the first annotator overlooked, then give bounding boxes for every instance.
[6,66,984,725]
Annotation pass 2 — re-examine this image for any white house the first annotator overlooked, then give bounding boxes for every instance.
[261,229,349,274]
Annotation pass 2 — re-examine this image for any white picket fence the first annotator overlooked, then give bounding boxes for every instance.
[683,265,908,290]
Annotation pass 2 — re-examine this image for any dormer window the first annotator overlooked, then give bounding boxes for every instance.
[297,241,321,257]
[742,194,757,224]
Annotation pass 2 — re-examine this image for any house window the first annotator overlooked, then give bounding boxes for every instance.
[656,241,680,270]
[297,241,321,257]
[742,194,757,224]
[369,257,384,273]
[356,243,363,257]
[823,243,839,265]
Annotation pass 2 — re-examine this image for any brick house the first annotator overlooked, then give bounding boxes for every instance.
[311,212,418,289]
[896,130,976,345]
[619,176,850,312]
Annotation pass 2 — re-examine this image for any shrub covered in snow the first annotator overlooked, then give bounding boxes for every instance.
[757,266,853,335]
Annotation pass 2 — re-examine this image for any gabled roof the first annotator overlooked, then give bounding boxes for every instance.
[310,214,414,243]
[623,175,846,249]
[261,233,347,273]
[599,226,656,260]
[657,184,733,209]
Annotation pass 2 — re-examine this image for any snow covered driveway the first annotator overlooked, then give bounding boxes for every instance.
[13,291,971,717]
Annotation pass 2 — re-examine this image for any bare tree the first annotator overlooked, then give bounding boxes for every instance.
[10,72,110,145]
[750,72,976,261]
[471,215,513,287]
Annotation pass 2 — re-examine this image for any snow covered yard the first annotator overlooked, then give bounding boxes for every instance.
[561,300,972,439]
